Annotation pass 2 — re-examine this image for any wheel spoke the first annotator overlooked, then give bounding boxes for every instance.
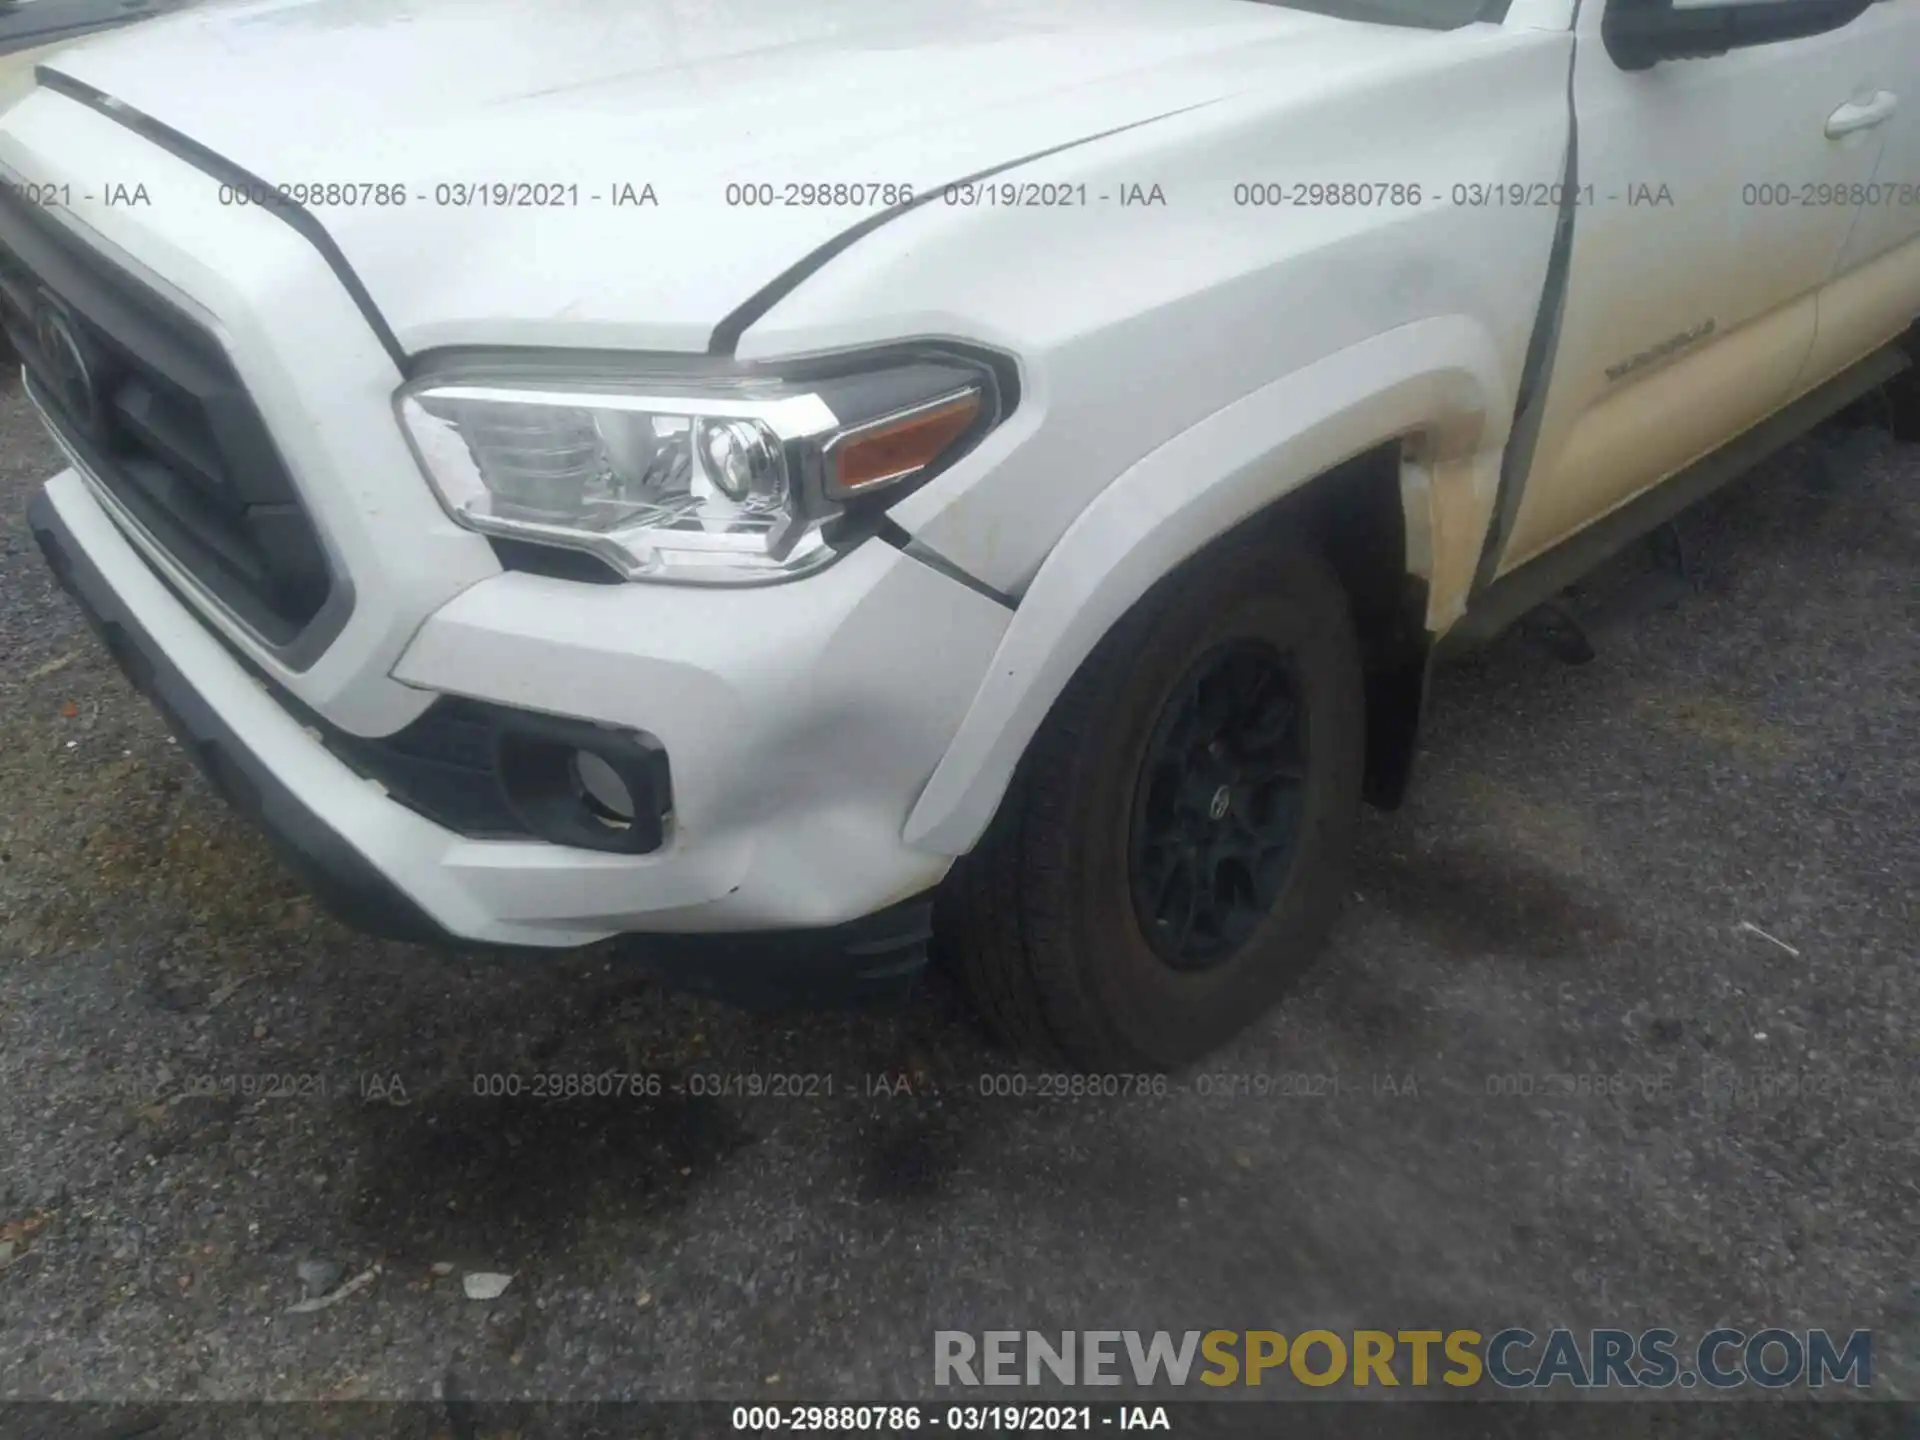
[1144,758,1186,823]
[1128,639,1313,968]
[1195,670,1239,731]
[1239,781,1303,844]
[1159,853,1199,952]
[1208,847,1254,914]
[1234,681,1297,758]
[1252,753,1309,783]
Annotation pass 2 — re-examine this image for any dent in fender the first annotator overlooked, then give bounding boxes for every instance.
[902,316,1514,857]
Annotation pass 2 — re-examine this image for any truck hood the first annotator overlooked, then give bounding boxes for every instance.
[42,0,1367,353]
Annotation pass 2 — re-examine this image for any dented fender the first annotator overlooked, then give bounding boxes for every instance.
[901,315,1515,857]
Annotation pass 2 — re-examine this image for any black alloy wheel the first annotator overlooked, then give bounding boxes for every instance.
[939,529,1367,1071]
[1128,640,1310,968]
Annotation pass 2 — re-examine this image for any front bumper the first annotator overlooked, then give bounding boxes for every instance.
[31,483,446,947]
[29,469,1009,980]
[10,83,1014,981]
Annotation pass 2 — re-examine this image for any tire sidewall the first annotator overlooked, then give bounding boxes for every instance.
[1055,551,1365,1068]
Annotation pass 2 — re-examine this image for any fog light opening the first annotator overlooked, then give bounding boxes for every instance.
[493,720,670,854]
[569,748,635,830]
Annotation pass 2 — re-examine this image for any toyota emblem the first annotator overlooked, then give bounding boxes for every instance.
[33,294,100,436]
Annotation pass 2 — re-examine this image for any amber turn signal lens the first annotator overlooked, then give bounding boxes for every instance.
[826,389,983,496]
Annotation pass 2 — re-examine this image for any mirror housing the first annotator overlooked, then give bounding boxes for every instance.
[1603,0,1875,69]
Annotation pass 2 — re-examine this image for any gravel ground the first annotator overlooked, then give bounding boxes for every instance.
[0,367,1916,1420]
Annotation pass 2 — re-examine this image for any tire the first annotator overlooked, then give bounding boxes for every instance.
[937,530,1367,1071]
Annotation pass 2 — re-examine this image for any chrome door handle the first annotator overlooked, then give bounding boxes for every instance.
[1827,91,1898,138]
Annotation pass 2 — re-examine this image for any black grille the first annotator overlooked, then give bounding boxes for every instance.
[0,181,337,647]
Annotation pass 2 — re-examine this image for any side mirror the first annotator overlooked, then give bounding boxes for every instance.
[1603,0,1875,69]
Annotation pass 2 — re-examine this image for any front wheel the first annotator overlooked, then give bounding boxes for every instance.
[937,534,1366,1071]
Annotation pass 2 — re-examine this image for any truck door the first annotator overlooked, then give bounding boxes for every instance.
[1488,0,1892,575]
[1797,0,1920,386]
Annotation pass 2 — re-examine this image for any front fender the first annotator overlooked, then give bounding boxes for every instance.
[901,314,1511,857]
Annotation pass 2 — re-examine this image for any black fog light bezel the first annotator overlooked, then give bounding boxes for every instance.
[491,712,672,855]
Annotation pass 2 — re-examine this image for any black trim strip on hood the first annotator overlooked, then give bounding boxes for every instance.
[35,66,410,373]
[38,66,1223,375]
[706,98,1228,357]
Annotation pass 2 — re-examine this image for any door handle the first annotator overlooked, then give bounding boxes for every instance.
[1827,91,1898,138]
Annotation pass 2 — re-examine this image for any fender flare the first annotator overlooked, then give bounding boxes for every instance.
[901,315,1513,857]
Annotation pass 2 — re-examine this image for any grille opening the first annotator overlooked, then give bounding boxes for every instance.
[0,180,339,646]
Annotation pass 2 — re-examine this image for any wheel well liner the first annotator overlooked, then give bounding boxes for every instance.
[1191,440,1431,809]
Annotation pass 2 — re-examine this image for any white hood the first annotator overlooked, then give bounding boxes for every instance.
[38,0,1380,352]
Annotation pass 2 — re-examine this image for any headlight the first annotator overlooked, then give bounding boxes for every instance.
[397,351,1007,585]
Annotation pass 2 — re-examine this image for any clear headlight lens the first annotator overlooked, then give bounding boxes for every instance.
[397,354,1002,585]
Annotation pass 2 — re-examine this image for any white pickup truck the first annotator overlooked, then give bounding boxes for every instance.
[8,0,1917,1070]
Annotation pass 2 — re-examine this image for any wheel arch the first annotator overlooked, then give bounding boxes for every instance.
[902,315,1513,857]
